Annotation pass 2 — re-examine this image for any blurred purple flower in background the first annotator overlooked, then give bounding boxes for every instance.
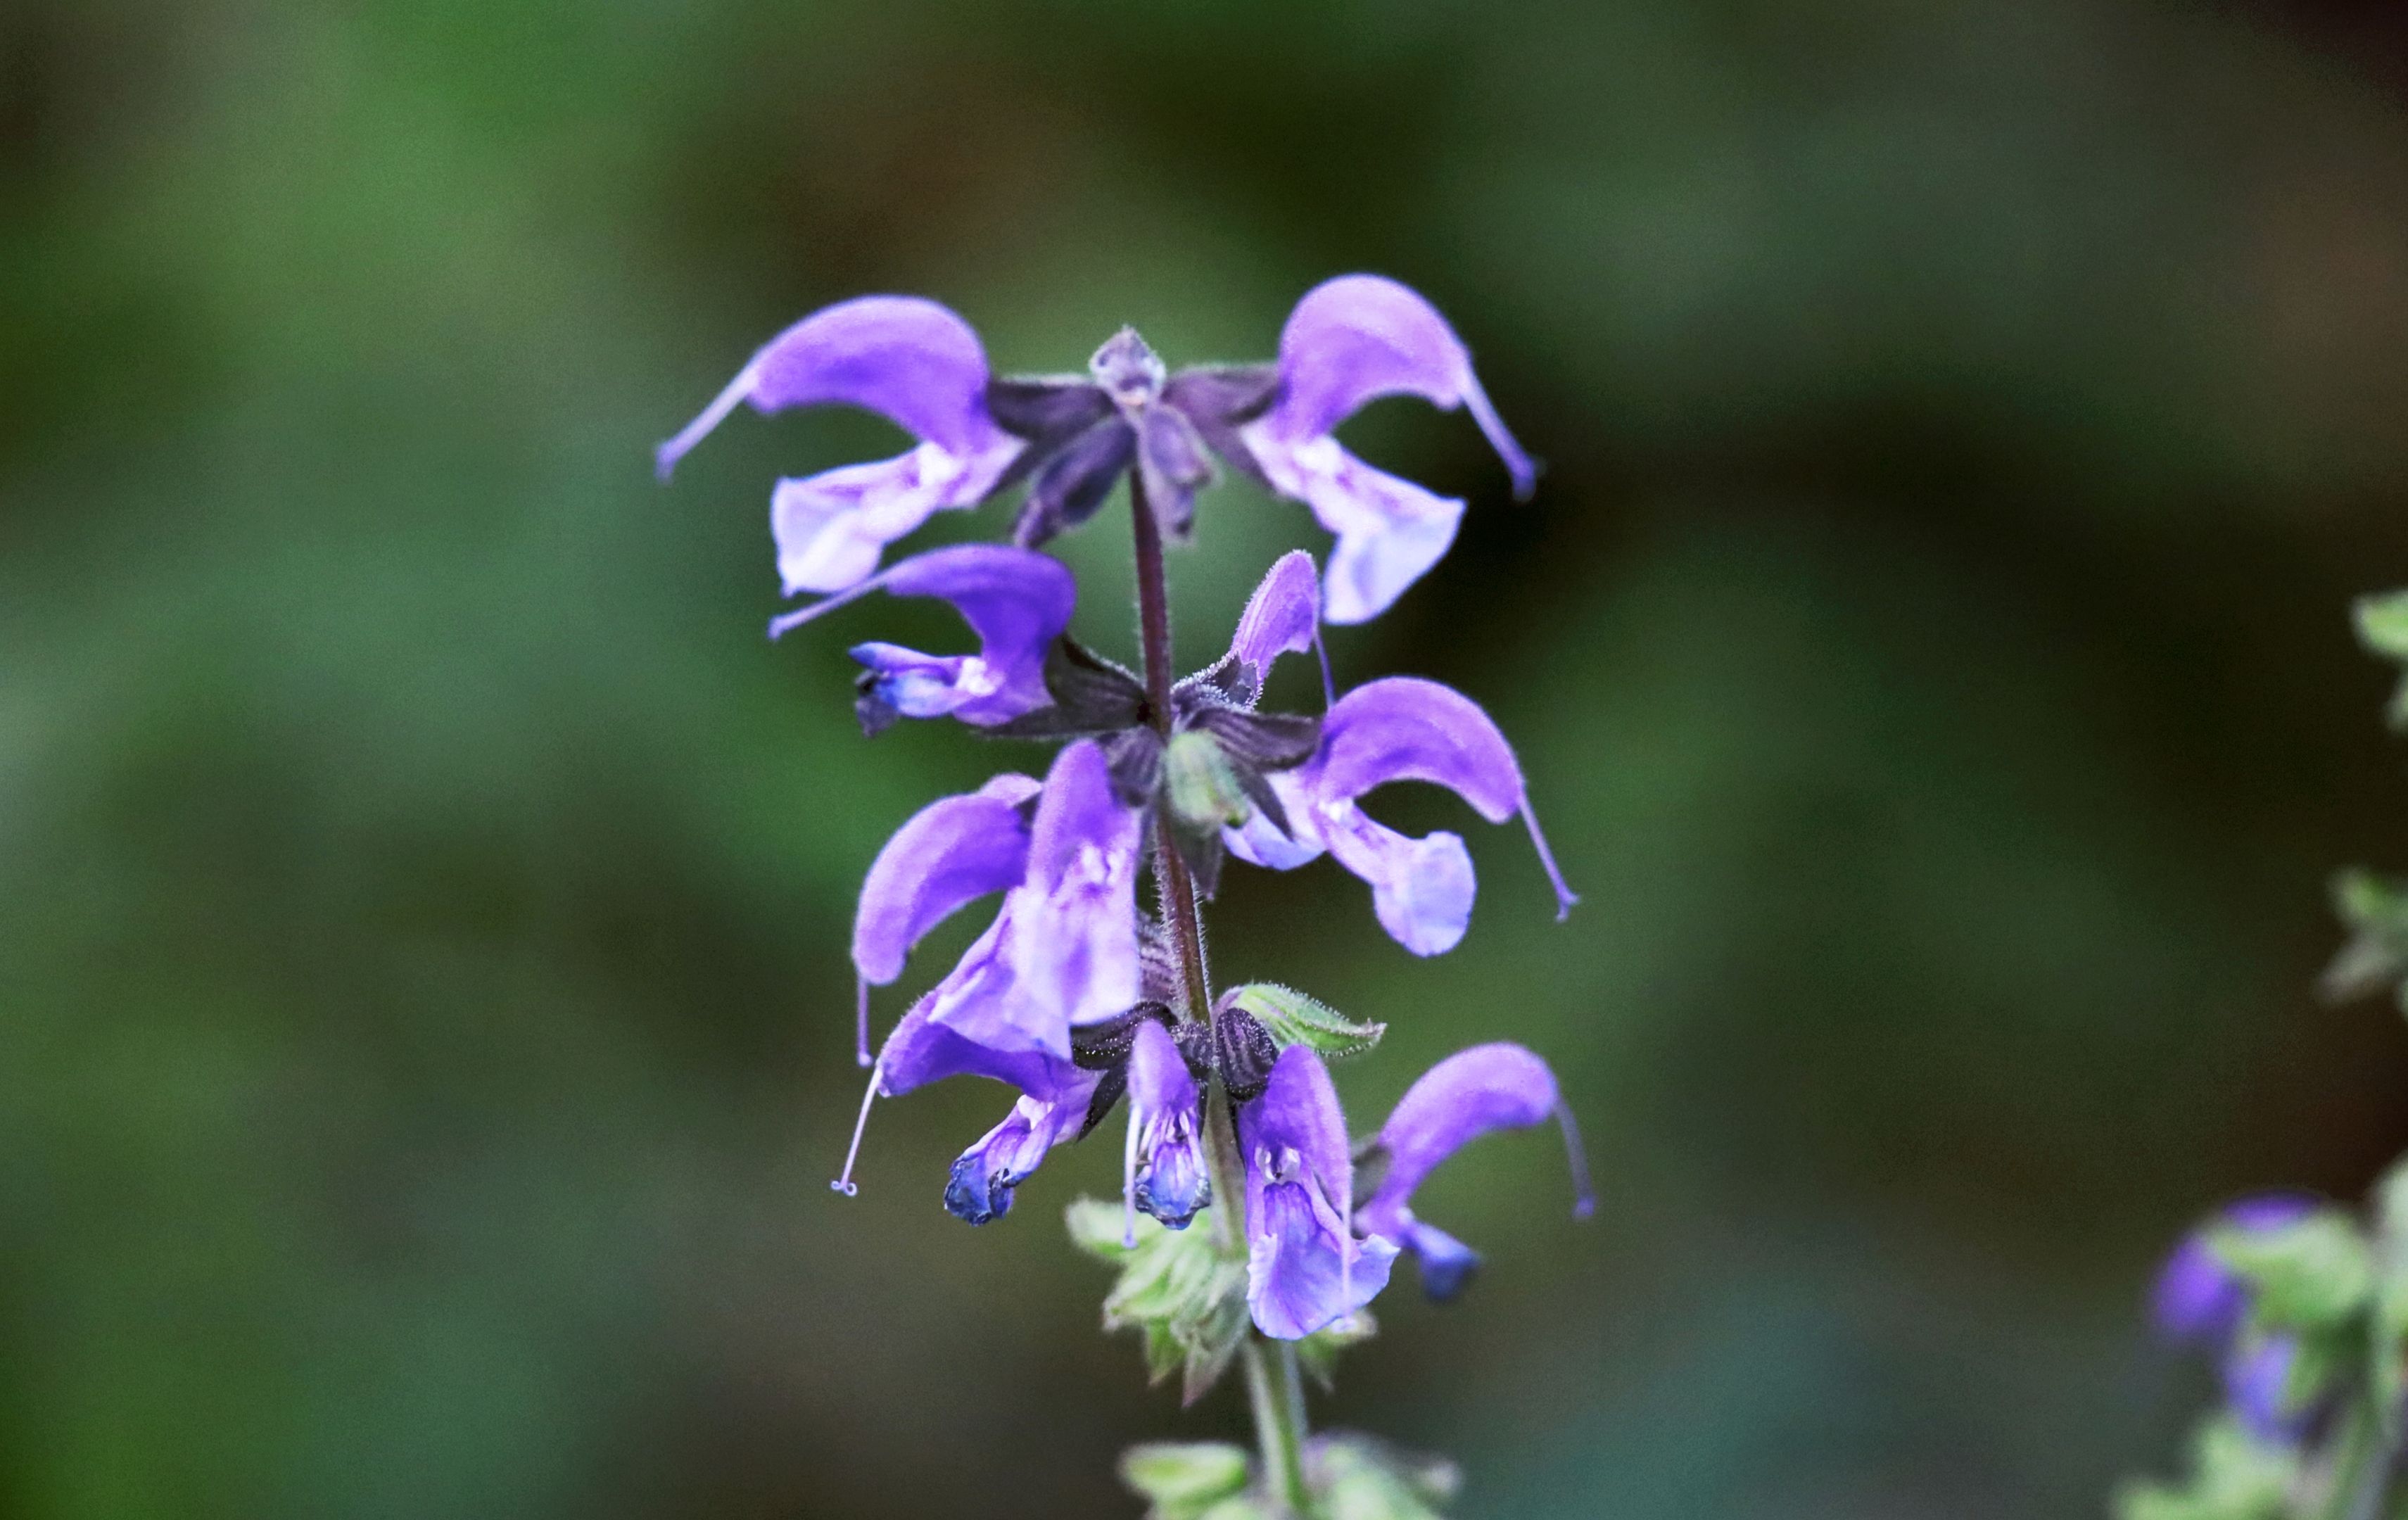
[2151,1193,2321,1443]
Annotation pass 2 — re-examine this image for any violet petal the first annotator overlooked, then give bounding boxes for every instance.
[851,774,1041,986]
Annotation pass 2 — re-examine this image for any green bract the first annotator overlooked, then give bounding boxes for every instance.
[1120,1441,1254,1520]
[1068,1199,1250,1405]
[1220,984,1386,1060]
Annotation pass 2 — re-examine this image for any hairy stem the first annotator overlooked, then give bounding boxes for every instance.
[1129,476,1314,1517]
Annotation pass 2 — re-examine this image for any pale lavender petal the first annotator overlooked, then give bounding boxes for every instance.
[1317,808,1476,957]
[658,295,1016,477]
[875,982,1087,1101]
[1253,437,1464,626]
[1229,550,1324,690]
[1256,277,1534,498]
[1221,769,1324,870]
[1314,677,1578,923]
[768,446,1000,596]
[1000,740,1143,1044]
[1244,1173,1398,1340]
[851,775,1041,986]
[1362,1044,1562,1240]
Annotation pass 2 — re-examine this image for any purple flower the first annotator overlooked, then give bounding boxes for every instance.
[657,296,1022,595]
[1241,1046,1398,1340]
[906,741,1141,1066]
[849,771,1041,1063]
[1357,1043,1592,1303]
[944,1084,1101,1227]
[1122,1018,1210,1241]
[2223,1334,2307,1446]
[832,988,1098,1220]
[761,544,1075,734]
[1223,676,1576,955]
[2150,1193,2326,1444]
[1226,549,1333,708]
[2152,1193,2316,1343]
[1240,275,1535,625]
[830,742,1141,1215]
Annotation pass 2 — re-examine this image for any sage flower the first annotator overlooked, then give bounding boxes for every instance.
[1356,1042,1593,1301]
[1241,274,1536,624]
[1241,1045,1398,1341]
[1224,676,1576,955]
[657,296,1022,595]
[763,543,1074,733]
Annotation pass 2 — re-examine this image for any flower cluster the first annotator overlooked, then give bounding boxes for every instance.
[662,274,1587,1513]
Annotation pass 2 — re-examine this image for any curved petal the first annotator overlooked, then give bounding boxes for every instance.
[1362,1044,1561,1239]
[1243,433,1463,627]
[1317,678,1522,818]
[1221,769,1324,870]
[2224,1335,2306,1445]
[1314,678,1578,921]
[658,295,1017,476]
[876,980,1086,1101]
[1258,277,1535,498]
[771,545,1075,728]
[1229,550,1324,694]
[1318,807,1476,957]
[999,741,1143,1050]
[1399,1219,1481,1303]
[851,775,1041,985]
[768,444,996,596]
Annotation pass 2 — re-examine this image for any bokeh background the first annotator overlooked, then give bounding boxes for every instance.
[10,0,2408,1514]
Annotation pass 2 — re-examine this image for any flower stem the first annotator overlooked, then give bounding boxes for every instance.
[1127,475,1315,1517]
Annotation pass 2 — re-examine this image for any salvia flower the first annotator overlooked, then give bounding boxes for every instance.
[1122,1017,1211,1241]
[657,296,1022,595]
[1226,675,1577,955]
[2151,1193,2323,1443]
[1241,1045,1399,1341]
[1356,1042,1595,1302]
[1241,274,1537,624]
[832,740,1141,1213]
[763,543,1074,733]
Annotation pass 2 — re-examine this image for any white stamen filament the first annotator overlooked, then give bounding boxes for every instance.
[1519,799,1580,922]
[830,1054,885,1197]
[1554,1100,1595,1221]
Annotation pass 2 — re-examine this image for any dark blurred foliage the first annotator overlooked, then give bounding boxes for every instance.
[8,1,2408,1516]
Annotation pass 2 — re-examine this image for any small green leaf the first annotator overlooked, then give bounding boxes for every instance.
[2111,1416,2293,1520]
[1120,1442,1252,1520]
[1222,984,1385,1060]
[2355,591,2408,729]
[2212,1210,2374,1331]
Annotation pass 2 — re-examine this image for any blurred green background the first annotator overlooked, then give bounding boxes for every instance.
[10,0,2408,1514]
